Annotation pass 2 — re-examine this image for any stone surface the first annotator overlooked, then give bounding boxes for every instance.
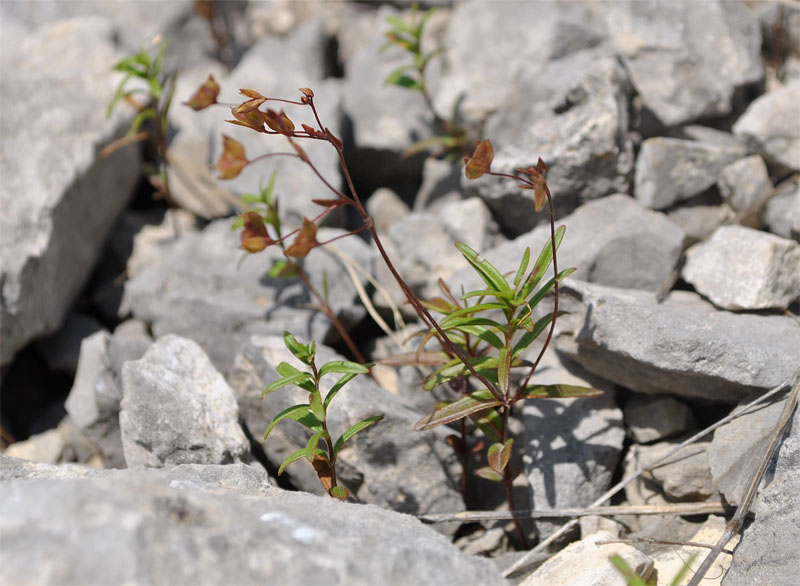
[366,187,411,235]
[451,194,685,297]
[120,335,251,467]
[634,136,747,210]
[603,0,762,126]
[0,457,506,586]
[519,530,654,586]
[651,515,733,586]
[733,80,800,172]
[555,282,800,401]
[35,312,104,376]
[624,394,694,444]
[764,181,800,240]
[121,219,374,374]
[229,335,464,520]
[471,46,633,234]
[682,225,800,311]
[717,155,772,217]
[0,16,141,366]
[721,410,800,586]
[634,440,718,502]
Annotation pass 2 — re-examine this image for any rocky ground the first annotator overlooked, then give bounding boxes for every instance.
[1,1,799,585]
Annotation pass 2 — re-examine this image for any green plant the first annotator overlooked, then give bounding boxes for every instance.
[185,82,601,534]
[262,332,381,501]
[105,37,177,208]
[381,4,468,157]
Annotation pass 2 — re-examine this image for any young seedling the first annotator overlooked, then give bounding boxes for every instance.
[381,4,468,157]
[105,37,177,212]
[262,332,382,501]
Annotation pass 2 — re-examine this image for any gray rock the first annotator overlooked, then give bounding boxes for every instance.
[64,326,152,469]
[35,312,104,376]
[451,194,685,296]
[603,0,762,126]
[519,530,653,586]
[439,197,501,256]
[0,16,141,366]
[472,46,633,234]
[4,427,67,465]
[634,136,747,210]
[665,197,736,247]
[718,155,773,218]
[624,395,694,444]
[434,0,609,126]
[228,335,464,520]
[721,410,800,586]
[764,181,800,240]
[415,158,463,212]
[120,335,251,467]
[0,458,505,586]
[555,282,800,401]
[682,225,800,311]
[523,352,625,539]
[121,219,374,374]
[209,20,345,229]
[733,80,800,172]
[366,187,411,235]
[634,440,718,502]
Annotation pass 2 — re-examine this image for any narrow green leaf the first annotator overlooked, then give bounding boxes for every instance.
[457,324,505,350]
[416,7,437,37]
[461,288,509,301]
[106,72,134,119]
[261,371,313,398]
[470,408,503,443]
[282,331,314,365]
[382,64,416,87]
[455,243,512,296]
[333,415,384,456]
[323,372,357,409]
[414,390,502,430]
[488,439,513,473]
[264,404,321,440]
[497,347,510,393]
[385,15,418,36]
[513,247,531,290]
[420,47,444,72]
[516,384,604,401]
[309,391,325,421]
[129,107,157,135]
[278,448,309,476]
[518,224,566,301]
[526,267,577,309]
[266,259,301,278]
[318,360,370,378]
[147,76,163,100]
[304,430,325,462]
[510,313,560,360]
[439,302,508,320]
[424,356,498,391]
[386,73,423,90]
[439,316,505,334]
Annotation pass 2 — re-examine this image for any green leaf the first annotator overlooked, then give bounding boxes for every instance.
[497,346,510,393]
[261,371,314,397]
[513,247,531,290]
[525,267,577,309]
[309,391,325,421]
[456,324,505,350]
[416,7,437,37]
[455,243,512,297]
[461,288,508,301]
[278,448,309,476]
[266,259,301,278]
[333,415,384,456]
[147,76,163,100]
[419,47,444,72]
[382,64,416,86]
[439,315,506,334]
[516,384,604,401]
[106,72,134,119]
[329,486,350,501]
[282,331,315,365]
[318,361,370,378]
[487,439,513,473]
[129,107,157,135]
[324,372,358,409]
[518,225,566,301]
[385,15,418,36]
[402,133,460,157]
[424,356,498,391]
[415,390,502,430]
[304,430,325,462]
[386,73,423,91]
[510,312,560,360]
[439,302,508,320]
[470,407,503,443]
[264,404,322,440]
[474,466,504,482]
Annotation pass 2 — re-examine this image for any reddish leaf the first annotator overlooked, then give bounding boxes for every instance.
[324,127,342,150]
[464,139,493,180]
[240,88,265,99]
[264,109,295,135]
[184,75,220,111]
[519,157,549,212]
[414,390,502,431]
[285,218,318,258]
[301,123,324,138]
[312,455,333,493]
[311,198,342,208]
[235,97,266,113]
[299,87,314,98]
[290,140,309,162]
[240,211,274,252]
[474,466,504,482]
[216,135,249,179]
[487,439,513,473]
[227,107,267,133]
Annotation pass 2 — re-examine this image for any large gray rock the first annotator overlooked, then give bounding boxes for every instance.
[0,458,506,586]
[450,194,685,297]
[623,394,694,444]
[121,219,374,374]
[634,136,747,210]
[555,282,800,401]
[229,335,464,520]
[733,80,800,172]
[721,409,800,586]
[120,335,251,467]
[471,47,632,234]
[717,155,773,217]
[682,225,800,311]
[603,0,762,126]
[0,16,141,366]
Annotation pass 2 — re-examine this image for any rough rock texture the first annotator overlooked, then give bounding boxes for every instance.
[635,440,718,502]
[682,225,800,311]
[121,219,374,374]
[520,530,653,586]
[634,136,747,210]
[229,335,464,521]
[0,16,141,365]
[717,155,772,216]
[624,395,694,444]
[471,47,633,234]
[120,335,251,467]
[603,0,762,126]
[733,80,800,172]
[764,181,800,240]
[0,457,506,586]
[555,282,800,401]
